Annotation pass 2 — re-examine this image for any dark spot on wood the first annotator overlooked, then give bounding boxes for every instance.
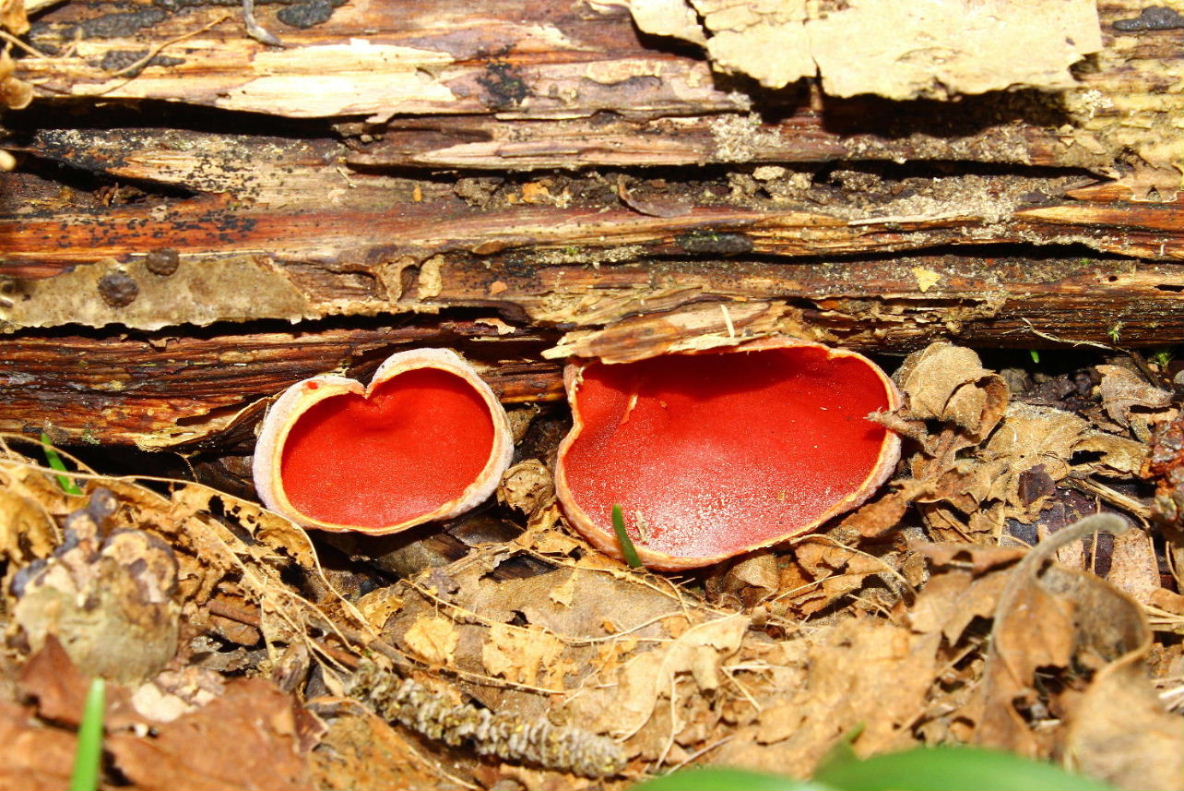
[144,247,180,276]
[1113,6,1184,31]
[476,62,529,110]
[676,231,754,256]
[99,49,185,74]
[98,271,140,307]
[278,0,335,28]
[79,8,168,39]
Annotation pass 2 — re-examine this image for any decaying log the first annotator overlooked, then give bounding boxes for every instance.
[4,320,562,448]
[2,250,1177,448]
[2,0,1183,449]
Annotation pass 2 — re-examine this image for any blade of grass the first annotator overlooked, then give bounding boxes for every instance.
[40,433,83,495]
[632,767,832,791]
[814,745,1116,791]
[612,504,643,568]
[69,677,105,791]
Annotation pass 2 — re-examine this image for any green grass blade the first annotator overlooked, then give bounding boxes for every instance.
[814,745,1117,791]
[632,767,833,791]
[69,677,106,791]
[40,433,83,495]
[612,504,643,568]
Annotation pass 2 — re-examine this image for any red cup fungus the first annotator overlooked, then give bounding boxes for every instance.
[253,348,513,534]
[555,337,901,570]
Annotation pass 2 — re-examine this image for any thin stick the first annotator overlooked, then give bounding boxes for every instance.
[104,15,230,80]
[0,30,55,59]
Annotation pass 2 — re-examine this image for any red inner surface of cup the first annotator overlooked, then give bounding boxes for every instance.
[280,368,495,528]
[561,346,893,559]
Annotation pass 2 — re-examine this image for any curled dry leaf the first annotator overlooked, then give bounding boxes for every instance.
[0,486,55,563]
[895,341,1009,445]
[964,515,1184,789]
[914,399,1146,540]
[497,458,554,516]
[981,404,1147,510]
[1096,364,1175,441]
[1143,413,1184,586]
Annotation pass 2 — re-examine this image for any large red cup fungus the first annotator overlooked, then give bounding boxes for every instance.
[555,338,901,570]
[253,348,513,534]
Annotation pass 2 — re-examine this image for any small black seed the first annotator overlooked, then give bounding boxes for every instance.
[144,247,180,276]
[98,271,139,307]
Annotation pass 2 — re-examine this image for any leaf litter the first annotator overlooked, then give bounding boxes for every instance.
[0,338,1180,791]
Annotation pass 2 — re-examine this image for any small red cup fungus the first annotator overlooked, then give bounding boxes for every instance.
[253,348,513,534]
[555,337,901,570]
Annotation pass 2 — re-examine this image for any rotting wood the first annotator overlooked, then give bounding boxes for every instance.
[1,251,1179,449]
[9,0,1184,193]
[2,320,563,449]
[3,0,1184,453]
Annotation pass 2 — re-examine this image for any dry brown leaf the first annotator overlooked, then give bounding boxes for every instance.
[402,615,458,665]
[311,706,451,791]
[20,636,145,730]
[0,701,75,790]
[910,540,1025,574]
[108,678,315,791]
[0,49,32,110]
[707,551,780,608]
[896,342,1009,444]
[0,0,28,33]
[566,613,749,739]
[1096,364,1175,440]
[461,564,683,640]
[715,618,937,776]
[909,568,1009,645]
[977,574,1076,756]
[497,458,554,516]
[0,486,55,562]
[835,481,929,539]
[1103,527,1162,605]
[1066,647,1184,790]
[548,570,577,607]
[355,586,404,630]
[481,622,567,686]
[971,516,1179,787]
[913,398,1147,539]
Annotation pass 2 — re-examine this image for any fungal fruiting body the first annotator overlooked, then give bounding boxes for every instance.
[555,338,901,570]
[253,348,513,534]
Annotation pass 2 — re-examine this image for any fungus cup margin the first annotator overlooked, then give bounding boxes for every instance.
[253,348,514,534]
[554,337,902,570]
